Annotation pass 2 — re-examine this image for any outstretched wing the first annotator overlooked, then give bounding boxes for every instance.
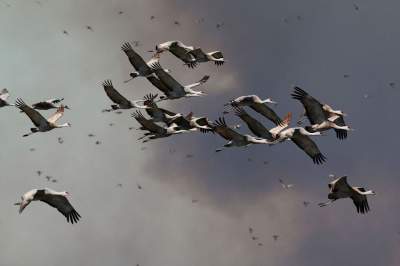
[233,107,273,140]
[15,98,48,127]
[146,76,172,94]
[150,62,185,93]
[121,42,151,73]
[290,129,326,164]
[350,188,370,214]
[102,80,131,106]
[132,111,165,134]
[291,87,326,124]
[211,117,245,141]
[47,105,65,123]
[39,194,81,224]
[188,48,207,60]
[331,115,348,140]
[249,103,282,126]
[169,41,196,65]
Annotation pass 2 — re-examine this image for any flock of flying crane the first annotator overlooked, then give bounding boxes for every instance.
[0,39,376,225]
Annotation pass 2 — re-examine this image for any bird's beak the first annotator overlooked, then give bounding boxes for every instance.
[268,99,278,105]
[124,77,134,83]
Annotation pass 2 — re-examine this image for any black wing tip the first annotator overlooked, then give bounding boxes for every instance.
[335,129,348,140]
[102,79,113,87]
[15,98,26,108]
[291,87,308,100]
[232,106,246,116]
[121,42,133,51]
[131,110,144,119]
[312,153,327,165]
[143,93,158,101]
[356,202,370,214]
[149,61,162,70]
[66,210,81,224]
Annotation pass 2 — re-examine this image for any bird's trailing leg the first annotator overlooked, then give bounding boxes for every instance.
[318,199,335,207]
[23,128,38,137]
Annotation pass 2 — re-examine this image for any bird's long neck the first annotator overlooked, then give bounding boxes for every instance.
[56,123,70,128]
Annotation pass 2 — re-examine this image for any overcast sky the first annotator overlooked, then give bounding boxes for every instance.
[0,0,399,265]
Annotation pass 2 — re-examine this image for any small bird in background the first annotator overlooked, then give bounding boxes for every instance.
[353,3,359,11]
[192,199,198,203]
[29,148,36,152]
[249,227,253,234]
[174,20,180,26]
[273,235,279,241]
[109,123,114,127]
[389,82,396,88]
[343,74,350,78]
[86,25,93,31]
[95,140,102,145]
[279,179,294,190]
[150,15,155,20]
[62,30,69,35]
[137,184,142,190]
[118,11,124,15]
[37,170,42,176]
[88,133,95,137]
[51,179,58,183]
[303,201,310,207]
[216,22,224,30]
[45,176,52,182]
[186,154,194,159]
[140,147,147,151]
[257,243,263,246]
[117,184,123,188]
[58,137,64,144]
[251,236,258,241]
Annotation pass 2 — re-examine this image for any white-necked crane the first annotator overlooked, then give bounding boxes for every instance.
[149,62,209,100]
[121,42,162,82]
[273,127,326,164]
[188,48,225,66]
[14,188,81,224]
[233,106,291,141]
[153,40,197,68]
[291,87,350,139]
[166,112,213,132]
[203,117,275,152]
[31,98,69,110]
[318,176,375,214]
[132,111,187,142]
[102,80,147,112]
[15,98,71,137]
[0,88,14,107]
[225,95,282,126]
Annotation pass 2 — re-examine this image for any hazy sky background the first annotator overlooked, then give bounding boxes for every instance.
[0,0,399,265]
